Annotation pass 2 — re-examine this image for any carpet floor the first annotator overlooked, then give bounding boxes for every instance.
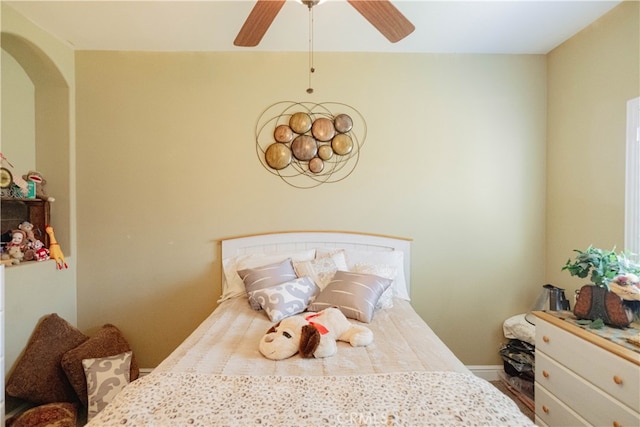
[490,380,535,422]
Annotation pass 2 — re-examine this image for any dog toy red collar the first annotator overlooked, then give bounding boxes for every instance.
[305,313,329,335]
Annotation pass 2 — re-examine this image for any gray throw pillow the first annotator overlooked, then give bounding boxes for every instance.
[83,351,132,421]
[307,270,392,323]
[248,276,319,322]
[238,258,298,309]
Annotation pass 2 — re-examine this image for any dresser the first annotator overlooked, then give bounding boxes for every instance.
[534,311,640,427]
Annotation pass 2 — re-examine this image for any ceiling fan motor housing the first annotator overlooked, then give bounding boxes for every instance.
[301,0,321,9]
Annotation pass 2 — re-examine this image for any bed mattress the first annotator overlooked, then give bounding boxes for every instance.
[88,297,534,426]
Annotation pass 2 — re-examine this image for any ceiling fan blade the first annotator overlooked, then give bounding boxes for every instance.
[234,0,286,47]
[347,0,415,43]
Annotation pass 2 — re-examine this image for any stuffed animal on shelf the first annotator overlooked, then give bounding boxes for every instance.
[4,245,25,265]
[6,229,27,252]
[32,240,50,261]
[22,170,55,202]
[0,230,28,264]
[18,221,40,261]
[45,225,68,270]
[19,221,37,244]
[259,307,373,360]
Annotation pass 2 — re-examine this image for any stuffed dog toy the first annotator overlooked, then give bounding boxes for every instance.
[259,307,373,360]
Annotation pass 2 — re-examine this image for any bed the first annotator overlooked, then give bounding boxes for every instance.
[87,231,534,426]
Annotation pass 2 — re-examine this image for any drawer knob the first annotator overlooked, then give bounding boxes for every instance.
[542,370,550,378]
[542,405,549,414]
[613,421,621,427]
[542,335,550,343]
[613,375,623,385]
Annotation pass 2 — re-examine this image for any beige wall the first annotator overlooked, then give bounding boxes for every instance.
[2,2,77,377]
[76,51,547,366]
[4,0,637,373]
[1,49,35,170]
[546,2,640,298]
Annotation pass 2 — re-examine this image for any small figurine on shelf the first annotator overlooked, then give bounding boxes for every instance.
[45,225,67,270]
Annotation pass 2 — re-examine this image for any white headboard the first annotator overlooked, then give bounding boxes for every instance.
[221,231,412,291]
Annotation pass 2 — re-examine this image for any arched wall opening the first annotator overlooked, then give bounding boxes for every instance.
[1,32,71,252]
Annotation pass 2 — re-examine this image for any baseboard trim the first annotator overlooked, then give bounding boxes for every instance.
[139,368,154,377]
[467,365,503,381]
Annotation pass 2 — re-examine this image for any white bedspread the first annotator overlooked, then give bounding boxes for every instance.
[87,297,534,426]
[154,296,469,376]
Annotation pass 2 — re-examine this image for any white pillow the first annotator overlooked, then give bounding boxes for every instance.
[220,249,316,302]
[343,249,409,300]
[354,263,397,309]
[83,351,132,421]
[248,276,319,322]
[293,250,348,290]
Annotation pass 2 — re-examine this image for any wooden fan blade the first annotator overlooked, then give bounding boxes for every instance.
[347,0,415,43]
[234,0,286,47]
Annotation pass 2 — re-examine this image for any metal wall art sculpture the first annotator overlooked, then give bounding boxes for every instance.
[256,102,366,189]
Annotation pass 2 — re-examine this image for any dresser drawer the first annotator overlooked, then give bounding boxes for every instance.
[537,351,640,427]
[535,382,588,427]
[536,316,640,411]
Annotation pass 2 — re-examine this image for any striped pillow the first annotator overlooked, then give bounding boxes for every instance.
[307,270,392,323]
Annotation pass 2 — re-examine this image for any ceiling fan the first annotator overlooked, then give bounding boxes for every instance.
[233,0,415,47]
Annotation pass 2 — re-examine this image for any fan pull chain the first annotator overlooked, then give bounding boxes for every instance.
[306,5,315,94]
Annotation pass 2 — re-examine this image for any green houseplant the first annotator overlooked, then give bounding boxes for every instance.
[562,246,640,288]
[563,246,640,320]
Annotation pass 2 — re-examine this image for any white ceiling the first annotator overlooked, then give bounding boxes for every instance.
[5,0,622,54]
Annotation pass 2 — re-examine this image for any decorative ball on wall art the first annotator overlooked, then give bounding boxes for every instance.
[256,102,366,189]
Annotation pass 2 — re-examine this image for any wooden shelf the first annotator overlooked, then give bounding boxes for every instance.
[1,198,50,248]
